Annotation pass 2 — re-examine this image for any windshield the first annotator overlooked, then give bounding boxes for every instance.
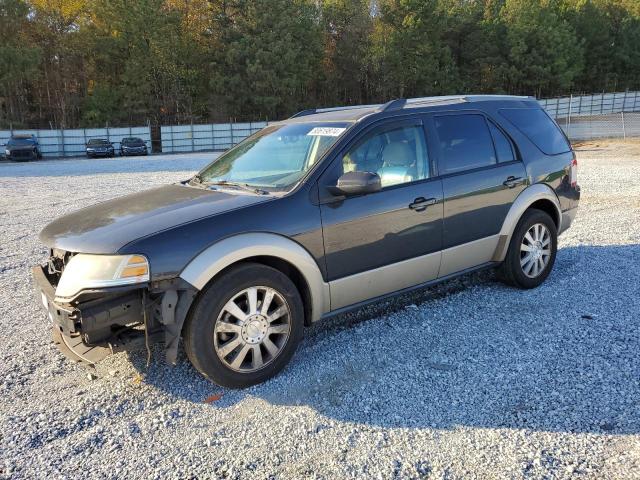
[197,122,349,191]
[8,137,35,146]
[122,137,143,145]
[88,139,110,146]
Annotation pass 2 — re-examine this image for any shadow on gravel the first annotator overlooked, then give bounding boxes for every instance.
[0,155,212,177]
[132,244,640,435]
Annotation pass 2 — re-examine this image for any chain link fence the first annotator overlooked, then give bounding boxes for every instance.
[539,92,640,142]
[556,112,640,142]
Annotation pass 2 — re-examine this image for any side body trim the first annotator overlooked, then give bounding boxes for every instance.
[322,261,496,321]
[439,234,500,277]
[179,233,330,322]
[492,183,561,262]
[329,251,441,310]
[329,234,500,311]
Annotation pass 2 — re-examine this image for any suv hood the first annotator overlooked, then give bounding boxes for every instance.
[40,184,272,253]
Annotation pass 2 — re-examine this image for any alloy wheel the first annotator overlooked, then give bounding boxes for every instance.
[213,286,291,372]
[520,223,552,278]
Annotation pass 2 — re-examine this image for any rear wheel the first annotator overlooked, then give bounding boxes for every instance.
[183,263,304,388]
[500,209,557,289]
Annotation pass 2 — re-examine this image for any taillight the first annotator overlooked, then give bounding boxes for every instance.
[569,155,577,187]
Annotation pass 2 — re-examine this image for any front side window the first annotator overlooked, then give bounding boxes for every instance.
[340,124,429,188]
[198,122,348,191]
[434,114,496,174]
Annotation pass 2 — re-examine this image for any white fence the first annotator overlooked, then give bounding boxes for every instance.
[2,91,639,159]
[160,122,267,154]
[0,126,151,159]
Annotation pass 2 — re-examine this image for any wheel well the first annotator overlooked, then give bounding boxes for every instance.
[527,199,560,228]
[196,255,314,327]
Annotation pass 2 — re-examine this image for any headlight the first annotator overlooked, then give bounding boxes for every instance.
[55,254,150,300]
[5,149,10,156]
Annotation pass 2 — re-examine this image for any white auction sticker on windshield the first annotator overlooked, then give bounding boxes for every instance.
[307,127,346,137]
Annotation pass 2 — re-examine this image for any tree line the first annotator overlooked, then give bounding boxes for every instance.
[1,0,639,129]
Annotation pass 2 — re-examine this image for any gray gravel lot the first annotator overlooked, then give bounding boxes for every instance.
[1,144,639,479]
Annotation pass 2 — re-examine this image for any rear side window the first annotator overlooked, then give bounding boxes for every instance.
[488,121,515,163]
[499,108,570,155]
[434,114,496,174]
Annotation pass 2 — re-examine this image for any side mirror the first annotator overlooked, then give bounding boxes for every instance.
[331,171,381,196]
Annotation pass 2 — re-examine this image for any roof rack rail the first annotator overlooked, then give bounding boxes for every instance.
[288,94,534,119]
[377,95,469,112]
[379,98,407,111]
[406,96,468,107]
[289,109,317,119]
[289,104,381,119]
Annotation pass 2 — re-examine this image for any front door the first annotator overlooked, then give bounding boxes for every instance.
[428,112,528,277]
[318,118,444,310]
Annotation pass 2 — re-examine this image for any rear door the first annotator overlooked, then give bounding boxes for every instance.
[318,117,444,309]
[428,112,527,277]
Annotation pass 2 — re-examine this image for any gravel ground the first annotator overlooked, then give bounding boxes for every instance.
[1,144,639,479]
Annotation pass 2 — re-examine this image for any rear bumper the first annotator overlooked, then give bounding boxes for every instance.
[559,206,579,235]
[32,265,149,365]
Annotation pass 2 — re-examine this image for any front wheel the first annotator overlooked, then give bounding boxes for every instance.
[183,263,304,388]
[500,208,557,289]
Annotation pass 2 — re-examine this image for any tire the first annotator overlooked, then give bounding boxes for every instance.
[183,262,304,388]
[499,208,557,289]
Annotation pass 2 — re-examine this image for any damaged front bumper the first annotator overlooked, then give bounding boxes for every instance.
[32,265,196,366]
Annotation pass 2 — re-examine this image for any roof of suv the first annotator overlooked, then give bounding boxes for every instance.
[283,95,537,124]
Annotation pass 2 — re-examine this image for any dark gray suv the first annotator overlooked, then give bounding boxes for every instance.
[33,95,580,388]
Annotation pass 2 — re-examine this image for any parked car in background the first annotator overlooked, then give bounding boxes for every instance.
[34,95,580,388]
[85,139,114,158]
[4,134,42,161]
[119,137,148,156]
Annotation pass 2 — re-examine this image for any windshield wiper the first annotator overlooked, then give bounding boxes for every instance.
[207,180,270,195]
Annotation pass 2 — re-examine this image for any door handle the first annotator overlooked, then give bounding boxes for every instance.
[409,197,437,212]
[503,176,524,188]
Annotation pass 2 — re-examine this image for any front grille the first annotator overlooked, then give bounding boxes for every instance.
[11,150,33,158]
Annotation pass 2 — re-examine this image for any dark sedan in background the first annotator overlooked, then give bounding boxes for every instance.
[119,137,148,156]
[85,139,115,158]
[4,134,42,161]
